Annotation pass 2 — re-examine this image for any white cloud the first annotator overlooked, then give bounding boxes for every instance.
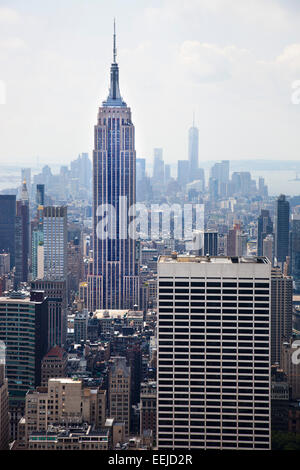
[0,7,21,25]
[0,38,27,50]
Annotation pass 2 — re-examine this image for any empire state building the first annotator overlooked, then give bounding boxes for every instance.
[88,23,139,310]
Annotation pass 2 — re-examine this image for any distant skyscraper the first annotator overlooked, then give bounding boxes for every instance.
[188,124,199,182]
[290,214,300,293]
[211,160,230,197]
[275,195,290,265]
[0,195,16,269]
[177,160,190,187]
[15,181,30,286]
[88,22,139,310]
[153,148,164,185]
[257,209,273,257]
[263,234,274,264]
[43,206,67,280]
[36,184,45,206]
[157,254,271,450]
[192,230,218,256]
[136,158,146,182]
[164,164,171,184]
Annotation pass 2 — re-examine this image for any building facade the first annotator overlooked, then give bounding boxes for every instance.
[157,254,271,450]
[88,24,139,310]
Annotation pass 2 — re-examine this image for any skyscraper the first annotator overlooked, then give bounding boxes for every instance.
[271,267,293,365]
[290,214,300,293]
[157,254,271,450]
[0,291,48,439]
[177,160,190,187]
[188,124,199,182]
[43,206,67,281]
[0,343,9,450]
[257,209,273,257]
[153,148,165,186]
[88,22,139,310]
[0,195,16,269]
[275,195,290,266]
[15,181,30,286]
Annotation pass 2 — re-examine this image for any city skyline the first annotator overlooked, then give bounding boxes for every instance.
[0,1,300,167]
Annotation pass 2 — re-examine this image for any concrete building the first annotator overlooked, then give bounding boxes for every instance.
[43,206,68,281]
[0,347,9,450]
[140,381,156,443]
[157,254,271,450]
[28,424,110,450]
[41,346,68,387]
[275,195,290,266]
[31,279,67,348]
[271,267,293,365]
[0,291,48,440]
[24,378,106,447]
[109,357,130,436]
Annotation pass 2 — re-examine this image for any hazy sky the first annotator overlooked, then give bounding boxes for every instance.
[0,0,300,170]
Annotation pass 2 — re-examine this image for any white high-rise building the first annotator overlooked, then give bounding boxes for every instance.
[43,206,67,280]
[157,254,271,450]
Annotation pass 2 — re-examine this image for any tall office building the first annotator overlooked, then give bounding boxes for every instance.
[109,357,130,436]
[36,184,45,206]
[192,230,218,256]
[177,160,190,187]
[0,344,9,450]
[210,161,230,197]
[31,279,67,348]
[88,23,139,310]
[43,206,67,281]
[70,153,92,190]
[0,195,16,269]
[257,209,273,257]
[136,158,146,182]
[188,125,199,182]
[0,291,48,439]
[271,267,293,365]
[15,181,30,286]
[152,148,165,187]
[263,234,274,265]
[157,254,271,450]
[290,214,300,293]
[275,195,290,266]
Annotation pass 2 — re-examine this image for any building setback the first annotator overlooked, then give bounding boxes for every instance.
[88,22,139,311]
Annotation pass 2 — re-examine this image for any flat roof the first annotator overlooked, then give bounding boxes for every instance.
[159,255,270,265]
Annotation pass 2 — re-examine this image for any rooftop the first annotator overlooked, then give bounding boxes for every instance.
[159,255,270,265]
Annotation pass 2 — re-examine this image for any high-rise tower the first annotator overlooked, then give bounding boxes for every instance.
[188,119,199,182]
[88,22,139,310]
[275,195,290,266]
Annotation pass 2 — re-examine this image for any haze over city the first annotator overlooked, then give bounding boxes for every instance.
[0,0,300,167]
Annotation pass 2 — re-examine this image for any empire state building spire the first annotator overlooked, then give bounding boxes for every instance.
[103,19,126,107]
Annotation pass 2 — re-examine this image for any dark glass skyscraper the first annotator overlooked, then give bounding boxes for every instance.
[88,23,139,310]
[0,195,16,269]
[275,194,290,265]
[291,214,300,293]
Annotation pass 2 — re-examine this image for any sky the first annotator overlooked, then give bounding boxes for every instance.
[0,0,300,170]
